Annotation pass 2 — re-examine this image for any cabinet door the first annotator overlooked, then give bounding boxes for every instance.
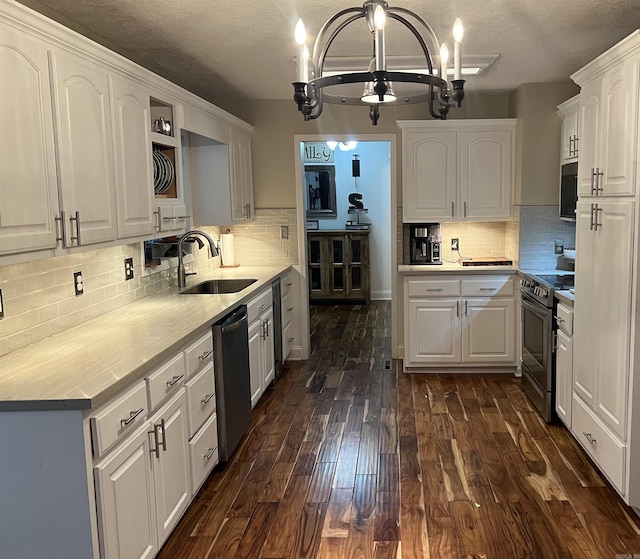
[402,130,457,221]
[248,317,263,408]
[573,201,598,406]
[556,329,573,428]
[462,297,515,363]
[51,49,117,246]
[94,423,157,559]
[330,235,347,296]
[230,126,254,221]
[405,299,461,364]
[561,108,579,163]
[348,234,369,301]
[459,129,513,220]
[262,307,275,388]
[577,80,601,197]
[0,23,60,255]
[111,75,155,238]
[151,391,190,546]
[593,201,633,439]
[308,235,327,297]
[599,58,638,197]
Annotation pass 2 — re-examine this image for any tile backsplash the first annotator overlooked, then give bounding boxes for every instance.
[0,209,300,358]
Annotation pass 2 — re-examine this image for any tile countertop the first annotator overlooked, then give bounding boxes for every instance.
[0,265,290,412]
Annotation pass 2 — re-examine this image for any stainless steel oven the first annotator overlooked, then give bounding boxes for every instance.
[520,273,574,422]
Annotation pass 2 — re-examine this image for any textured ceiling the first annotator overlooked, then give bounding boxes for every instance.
[13,0,640,109]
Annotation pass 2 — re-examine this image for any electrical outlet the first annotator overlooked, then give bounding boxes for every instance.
[74,271,84,296]
[124,258,134,280]
[0,288,4,318]
[451,238,459,251]
[554,238,564,254]
[280,225,289,240]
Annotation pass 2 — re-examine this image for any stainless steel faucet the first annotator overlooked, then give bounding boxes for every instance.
[177,230,219,288]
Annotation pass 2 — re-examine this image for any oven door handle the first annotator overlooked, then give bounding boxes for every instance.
[521,293,549,319]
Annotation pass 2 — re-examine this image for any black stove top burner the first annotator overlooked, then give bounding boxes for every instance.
[535,274,575,290]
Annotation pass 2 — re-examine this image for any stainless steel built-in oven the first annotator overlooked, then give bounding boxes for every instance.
[520,273,574,422]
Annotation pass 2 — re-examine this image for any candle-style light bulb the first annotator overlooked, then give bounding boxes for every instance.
[374,5,386,72]
[439,43,449,82]
[295,19,307,82]
[453,18,464,80]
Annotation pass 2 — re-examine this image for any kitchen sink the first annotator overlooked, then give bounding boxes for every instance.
[180,278,257,295]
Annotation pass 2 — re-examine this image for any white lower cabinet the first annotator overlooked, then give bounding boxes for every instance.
[248,288,275,407]
[404,274,516,369]
[94,389,189,559]
[555,302,573,428]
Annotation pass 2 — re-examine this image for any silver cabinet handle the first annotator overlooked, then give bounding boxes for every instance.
[120,407,144,427]
[553,315,565,323]
[287,307,294,312]
[593,204,602,231]
[288,337,294,343]
[204,448,216,461]
[583,432,596,445]
[464,300,468,317]
[573,135,579,155]
[158,418,167,452]
[176,215,191,219]
[589,203,595,231]
[264,319,269,338]
[149,424,160,459]
[553,331,558,351]
[426,288,443,292]
[456,300,460,318]
[199,350,213,361]
[261,320,266,340]
[166,374,184,387]
[201,393,214,406]
[463,201,467,218]
[163,216,178,221]
[479,287,497,292]
[69,211,81,245]
[451,201,455,218]
[153,210,160,232]
[286,282,293,287]
[595,168,604,194]
[55,211,68,248]
[590,168,596,195]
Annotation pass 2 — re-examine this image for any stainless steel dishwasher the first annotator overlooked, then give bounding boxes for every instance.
[212,305,252,461]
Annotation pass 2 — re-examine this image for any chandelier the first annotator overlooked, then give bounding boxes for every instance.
[292,0,465,125]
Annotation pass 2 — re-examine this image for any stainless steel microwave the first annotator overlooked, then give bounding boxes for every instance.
[560,162,578,221]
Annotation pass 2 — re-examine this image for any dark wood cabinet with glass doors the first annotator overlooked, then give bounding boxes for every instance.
[307,230,370,303]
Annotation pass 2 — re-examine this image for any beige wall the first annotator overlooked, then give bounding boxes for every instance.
[509,81,580,206]
[243,94,511,209]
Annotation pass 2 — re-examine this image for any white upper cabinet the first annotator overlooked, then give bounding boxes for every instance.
[230,125,254,222]
[577,55,638,198]
[50,49,118,246]
[110,76,156,239]
[557,95,580,164]
[399,119,515,222]
[0,21,59,256]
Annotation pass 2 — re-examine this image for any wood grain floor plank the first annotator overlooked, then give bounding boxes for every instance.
[159,303,640,559]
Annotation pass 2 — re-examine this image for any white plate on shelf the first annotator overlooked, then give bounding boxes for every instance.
[153,150,174,194]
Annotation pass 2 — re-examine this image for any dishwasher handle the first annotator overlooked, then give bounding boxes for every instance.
[217,305,248,333]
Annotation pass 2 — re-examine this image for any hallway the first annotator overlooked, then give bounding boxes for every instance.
[158,302,640,559]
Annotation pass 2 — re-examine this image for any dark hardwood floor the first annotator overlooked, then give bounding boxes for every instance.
[158,301,640,559]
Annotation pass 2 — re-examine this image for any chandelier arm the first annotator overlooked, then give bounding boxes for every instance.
[386,12,436,74]
[312,8,364,77]
[427,84,444,119]
[386,7,440,64]
[309,70,445,90]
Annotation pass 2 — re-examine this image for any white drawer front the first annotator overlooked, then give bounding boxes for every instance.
[146,353,186,412]
[248,288,272,323]
[282,290,294,327]
[283,320,294,360]
[281,270,294,297]
[189,412,218,495]
[572,394,626,493]
[406,279,460,298]
[556,303,573,335]
[90,381,147,458]
[185,362,216,437]
[461,277,514,297]
[184,331,213,380]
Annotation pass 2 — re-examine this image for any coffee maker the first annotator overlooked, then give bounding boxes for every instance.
[409,223,442,265]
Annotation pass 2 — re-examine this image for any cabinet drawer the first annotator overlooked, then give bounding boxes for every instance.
[184,331,213,380]
[282,290,294,327]
[283,320,294,360]
[146,353,186,412]
[572,394,626,493]
[556,303,573,335]
[90,380,147,458]
[189,412,218,495]
[248,288,272,323]
[185,362,216,438]
[406,279,460,298]
[281,270,294,297]
[461,277,514,297]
